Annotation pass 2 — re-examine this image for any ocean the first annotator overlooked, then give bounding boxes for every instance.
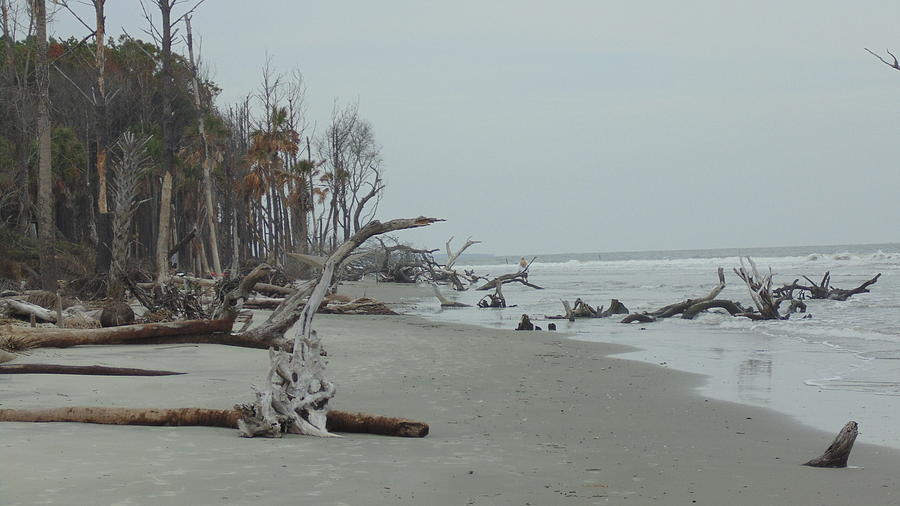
[409,243,900,449]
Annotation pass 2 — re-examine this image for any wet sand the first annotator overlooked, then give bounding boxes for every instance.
[2,282,900,505]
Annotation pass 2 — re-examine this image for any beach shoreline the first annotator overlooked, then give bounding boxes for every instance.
[2,282,900,505]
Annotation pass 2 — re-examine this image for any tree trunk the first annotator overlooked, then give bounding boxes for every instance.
[0,364,183,376]
[0,319,263,349]
[34,0,54,290]
[155,171,174,283]
[0,407,428,437]
[185,15,222,277]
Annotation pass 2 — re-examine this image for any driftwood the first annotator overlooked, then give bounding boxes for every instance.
[0,364,183,376]
[319,297,397,315]
[236,216,441,438]
[432,285,470,308]
[774,272,881,302]
[242,296,286,309]
[0,406,428,437]
[476,272,543,291]
[0,319,272,350]
[434,236,482,290]
[477,281,507,308]
[803,421,858,468]
[550,298,629,320]
[622,268,727,323]
[3,299,57,323]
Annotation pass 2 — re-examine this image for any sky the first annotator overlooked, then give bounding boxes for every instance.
[51,1,900,256]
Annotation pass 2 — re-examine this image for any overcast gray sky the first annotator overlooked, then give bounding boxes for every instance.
[53,1,900,255]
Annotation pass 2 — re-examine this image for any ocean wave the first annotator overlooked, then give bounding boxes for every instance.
[461,250,900,273]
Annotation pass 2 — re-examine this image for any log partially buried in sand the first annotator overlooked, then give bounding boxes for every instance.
[0,407,429,437]
[803,421,858,468]
[0,364,184,376]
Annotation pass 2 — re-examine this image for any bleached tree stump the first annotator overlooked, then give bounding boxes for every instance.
[236,217,440,438]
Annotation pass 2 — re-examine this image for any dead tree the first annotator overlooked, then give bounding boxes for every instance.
[476,271,543,291]
[621,268,727,323]
[803,421,858,468]
[435,236,481,290]
[550,298,629,320]
[236,216,440,438]
[774,272,881,302]
[0,407,428,437]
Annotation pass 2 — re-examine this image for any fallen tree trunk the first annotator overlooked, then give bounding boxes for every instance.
[2,299,57,323]
[476,272,543,291]
[0,406,429,437]
[622,268,726,323]
[242,297,286,309]
[0,364,184,376]
[681,299,747,319]
[803,421,858,468]
[0,319,278,351]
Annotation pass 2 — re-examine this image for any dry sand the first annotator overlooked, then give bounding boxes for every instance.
[2,282,900,505]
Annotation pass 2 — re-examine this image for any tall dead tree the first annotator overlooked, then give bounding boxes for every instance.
[185,14,221,276]
[236,216,440,438]
[33,0,54,289]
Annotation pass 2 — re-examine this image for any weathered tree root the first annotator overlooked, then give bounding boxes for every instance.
[549,298,629,320]
[803,421,858,468]
[0,407,429,437]
[0,364,184,376]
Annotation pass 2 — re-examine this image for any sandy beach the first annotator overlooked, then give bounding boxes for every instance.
[2,282,900,505]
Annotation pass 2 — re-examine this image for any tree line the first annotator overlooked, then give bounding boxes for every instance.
[0,0,385,293]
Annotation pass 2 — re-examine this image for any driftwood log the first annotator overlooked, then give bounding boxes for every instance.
[0,364,183,376]
[622,268,727,323]
[0,319,266,350]
[432,285,470,308]
[549,298,629,320]
[775,272,881,302]
[803,421,858,468]
[0,407,428,437]
[476,272,543,291]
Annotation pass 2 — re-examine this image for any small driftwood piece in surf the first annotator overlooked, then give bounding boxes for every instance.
[803,421,858,468]
[774,272,881,302]
[432,285,470,308]
[477,281,508,308]
[0,364,184,376]
[549,298,629,320]
[0,406,429,437]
